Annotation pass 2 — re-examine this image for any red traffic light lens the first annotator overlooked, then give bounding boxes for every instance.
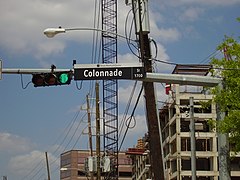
[32,74,45,86]
[45,74,57,85]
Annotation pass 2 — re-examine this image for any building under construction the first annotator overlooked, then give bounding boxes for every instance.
[159,65,240,180]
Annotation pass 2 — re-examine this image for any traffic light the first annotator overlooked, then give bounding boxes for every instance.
[32,71,72,87]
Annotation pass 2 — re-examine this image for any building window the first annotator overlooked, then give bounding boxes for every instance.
[181,120,190,132]
[170,139,177,154]
[170,159,177,173]
[182,158,210,171]
[181,138,211,151]
[196,158,210,170]
[61,170,71,178]
[61,158,71,166]
[181,159,191,170]
[196,139,211,151]
[78,170,86,176]
[119,171,132,177]
[231,157,240,171]
[181,138,190,151]
[170,123,176,136]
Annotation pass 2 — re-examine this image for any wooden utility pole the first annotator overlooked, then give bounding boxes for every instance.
[133,0,165,179]
[86,94,94,180]
[45,152,51,180]
[87,94,93,157]
[96,82,101,180]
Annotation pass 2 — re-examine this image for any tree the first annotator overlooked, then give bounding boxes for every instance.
[210,35,240,151]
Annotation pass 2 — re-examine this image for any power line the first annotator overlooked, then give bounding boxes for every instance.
[119,81,138,140]
[118,84,143,151]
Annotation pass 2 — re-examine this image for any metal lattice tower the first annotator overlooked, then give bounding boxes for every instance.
[101,0,118,179]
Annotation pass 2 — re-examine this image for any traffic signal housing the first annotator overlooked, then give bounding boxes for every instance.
[32,71,72,87]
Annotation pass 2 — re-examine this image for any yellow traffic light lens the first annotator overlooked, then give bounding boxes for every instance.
[45,74,57,85]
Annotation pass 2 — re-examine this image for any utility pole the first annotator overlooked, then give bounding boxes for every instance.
[132,0,165,179]
[86,94,94,180]
[96,81,101,180]
[189,97,196,180]
[87,94,93,157]
[217,82,231,180]
[45,152,51,180]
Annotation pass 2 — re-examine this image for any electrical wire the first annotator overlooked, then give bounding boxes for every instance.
[118,81,138,140]
[20,74,31,89]
[124,8,140,58]
[118,84,143,151]
[153,58,240,71]
[199,50,220,64]
[20,101,87,180]
[152,58,178,66]
[76,80,83,90]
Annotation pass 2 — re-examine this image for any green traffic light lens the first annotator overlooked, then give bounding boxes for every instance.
[59,73,69,84]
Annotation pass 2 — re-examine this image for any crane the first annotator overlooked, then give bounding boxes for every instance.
[101,0,165,179]
[101,0,118,179]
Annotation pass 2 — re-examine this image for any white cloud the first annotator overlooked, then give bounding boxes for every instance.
[118,82,144,105]
[151,26,181,42]
[0,0,97,60]
[8,150,45,175]
[153,43,175,73]
[126,114,148,136]
[36,41,65,58]
[0,132,34,154]
[180,7,205,22]
[8,150,59,178]
[118,53,139,64]
[0,0,180,63]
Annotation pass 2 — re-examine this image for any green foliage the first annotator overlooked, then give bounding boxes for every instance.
[207,118,216,131]
[199,100,211,110]
[210,36,240,151]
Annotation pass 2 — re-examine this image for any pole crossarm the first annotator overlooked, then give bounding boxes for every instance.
[2,68,72,74]
[144,72,222,87]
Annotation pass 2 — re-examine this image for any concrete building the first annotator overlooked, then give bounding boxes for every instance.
[60,150,132,180]
[159,65,240,180]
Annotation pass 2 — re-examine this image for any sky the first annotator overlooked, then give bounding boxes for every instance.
[0,0,239,179]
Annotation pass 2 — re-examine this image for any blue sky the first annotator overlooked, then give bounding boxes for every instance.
[0,0,239,179]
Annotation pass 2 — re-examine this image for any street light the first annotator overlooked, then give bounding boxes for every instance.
[44,27,104,38]
[43,28,66,38]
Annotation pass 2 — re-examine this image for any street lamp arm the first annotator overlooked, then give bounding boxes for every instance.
[43,27,134,41]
